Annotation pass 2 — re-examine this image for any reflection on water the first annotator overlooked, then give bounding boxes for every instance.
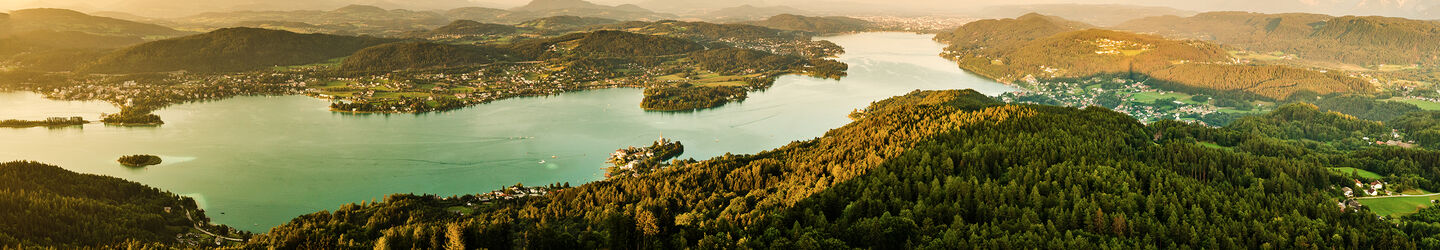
[0,32,1016,232]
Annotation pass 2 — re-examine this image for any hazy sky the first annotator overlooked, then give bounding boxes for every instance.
[1,0,1436,19]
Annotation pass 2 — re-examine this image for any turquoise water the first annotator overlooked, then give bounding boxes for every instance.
[0,32,1015,232]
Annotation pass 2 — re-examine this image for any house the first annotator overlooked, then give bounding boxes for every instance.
[1342,187,1354,197]
[1370,181,1384,191]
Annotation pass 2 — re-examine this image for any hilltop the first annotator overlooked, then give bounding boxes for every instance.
[1116,12,1440,67]
[81,27,394,73]
[742,14,873,34]
[700,5,807,22]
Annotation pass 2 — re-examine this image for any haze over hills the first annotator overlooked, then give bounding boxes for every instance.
[742,14,874,34]
[2,8,186,38]
[937,13,1372,100]
[977,4,1196,26]
[3,0,1439,20]
[1117,12,1440,67]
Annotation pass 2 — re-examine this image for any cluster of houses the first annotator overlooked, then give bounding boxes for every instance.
[606,135,682,178]
[1342,179,1389,197]
[479,185,549,202]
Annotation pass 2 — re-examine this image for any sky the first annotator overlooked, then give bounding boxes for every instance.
[0,0,1436,19]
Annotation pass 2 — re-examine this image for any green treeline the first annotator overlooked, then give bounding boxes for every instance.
[235,89,1440,249]
[81,27,394,73]
[509,30,705,59]
[340,42,517,72]
[640,85,748,111]
[743,14,874,34]
[0,161,239,248]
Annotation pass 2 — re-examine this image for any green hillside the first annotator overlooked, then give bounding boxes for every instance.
[0,161,242,248]
[341,42,518,72]
[509,30,703,59]
[81,27,394,73]
[237,89,1426,249]
[743,14,873,34]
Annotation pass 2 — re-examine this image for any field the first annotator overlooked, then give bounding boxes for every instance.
[1197,142,1229,150]
[1387,98,1440,111]
[655,72,757,87]
[1127,91,1201,104]
[1359,194,1440,217]
[1329,167,1384,179]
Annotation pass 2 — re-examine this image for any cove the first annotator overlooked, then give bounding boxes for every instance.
[0,32,1016,232]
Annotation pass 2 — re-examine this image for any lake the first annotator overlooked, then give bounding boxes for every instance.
[0,32,1015,232]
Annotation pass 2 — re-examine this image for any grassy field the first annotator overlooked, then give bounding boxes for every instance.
[1129,91,1201,105]
[1359,194,1440,217]
[446,206,475,215]
[1197,142,1229,150]
[1329,167,1385,179]
[1229,51,1288,61]
[1387,98,1440,111]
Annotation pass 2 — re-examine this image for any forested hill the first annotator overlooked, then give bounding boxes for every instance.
[509,30,704,59]
[0,161,242,248]
[1116,12,1440,66]
[241,89,1437,249]
[938,14,1371,100]
[742,14,874,35]
[80,27,395,73]
[341,42,518,72]
[934,13,1091,56]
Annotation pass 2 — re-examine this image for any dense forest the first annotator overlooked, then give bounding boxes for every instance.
[742,14,874,35]
[341,42,518,72]
[0,161,242,248]
[509,30,703,59]
[80,27,394,73]
[937,14,1371,100]
[1117,12,1440,66]
[231,89,1440,249]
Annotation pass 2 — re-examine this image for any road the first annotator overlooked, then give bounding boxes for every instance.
[186,210,245,242]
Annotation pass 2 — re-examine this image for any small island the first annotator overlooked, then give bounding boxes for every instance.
[118,155,163,167]
[0,117,88,128]
[102,111,165,126]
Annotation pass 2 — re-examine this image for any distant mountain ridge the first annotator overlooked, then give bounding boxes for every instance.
[979,4,1196,27]
[3,8,185,38]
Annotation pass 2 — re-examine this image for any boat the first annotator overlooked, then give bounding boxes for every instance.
[538,160,547,164]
